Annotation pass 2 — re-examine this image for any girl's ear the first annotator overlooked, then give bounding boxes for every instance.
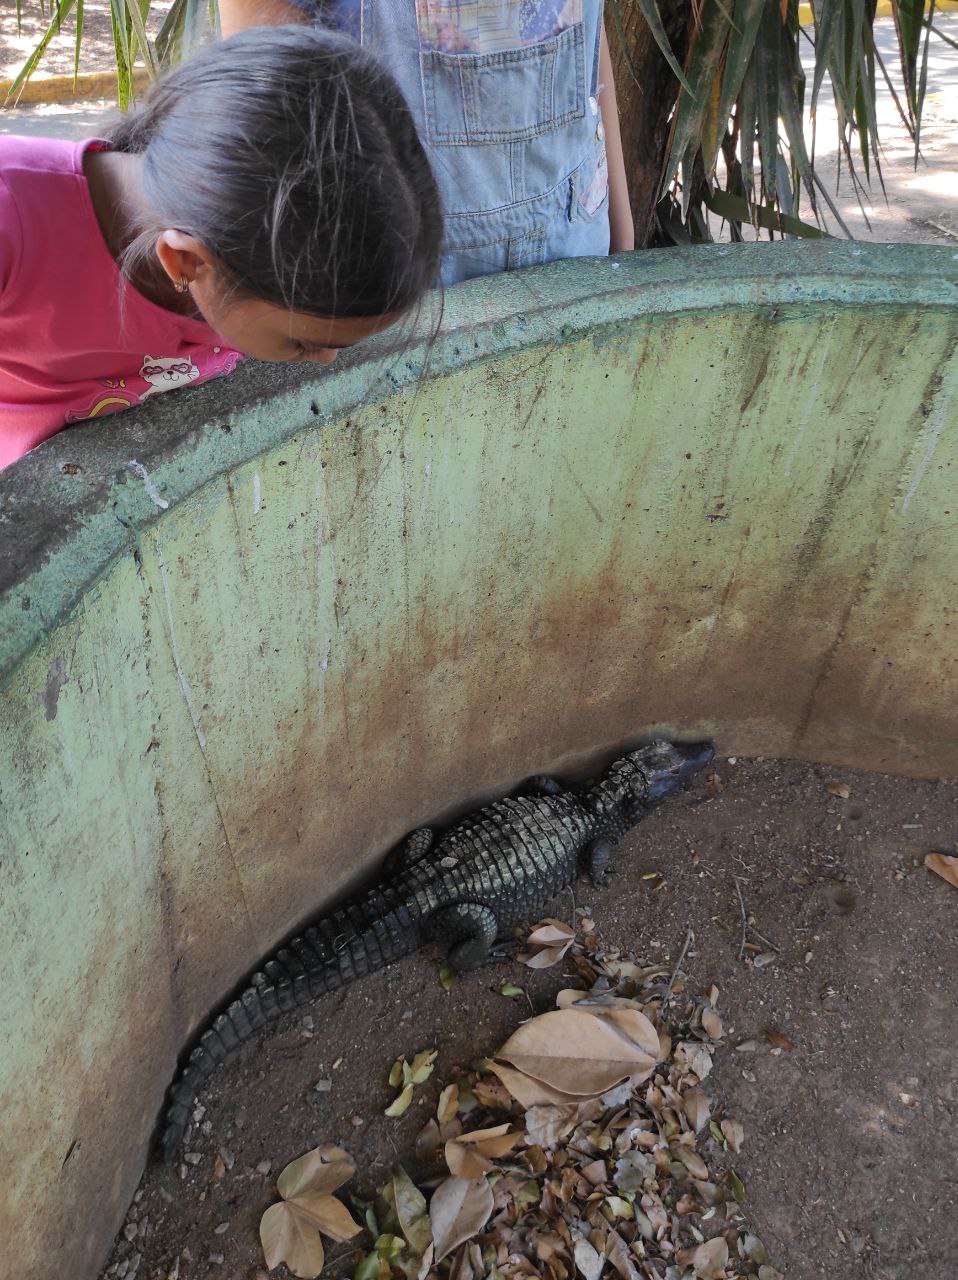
[155,230,218,290]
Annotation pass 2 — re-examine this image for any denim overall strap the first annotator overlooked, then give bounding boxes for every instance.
[359,0,610,283]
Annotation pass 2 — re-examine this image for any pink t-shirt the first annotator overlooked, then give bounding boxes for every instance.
[0,135,243,469]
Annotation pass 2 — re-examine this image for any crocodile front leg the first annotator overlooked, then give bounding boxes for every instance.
[586,838,616,887]
[382,827,435,877]
[522,775,563,797]
[427,902,499,970]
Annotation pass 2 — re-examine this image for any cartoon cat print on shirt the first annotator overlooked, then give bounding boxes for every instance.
[138,355,200,399]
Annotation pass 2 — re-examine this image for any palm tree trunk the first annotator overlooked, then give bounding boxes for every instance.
[604,0,690,248]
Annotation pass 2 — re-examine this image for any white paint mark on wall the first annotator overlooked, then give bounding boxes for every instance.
[253,471,262,514]
[320,638,332,672]
[901,385,953,514]
[157,551,207,749]
[127,459,169,509]
[425,463,432,478]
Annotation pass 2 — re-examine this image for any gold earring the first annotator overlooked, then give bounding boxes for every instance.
[175,275,190,294]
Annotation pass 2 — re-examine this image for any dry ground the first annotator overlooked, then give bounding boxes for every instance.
[100,756,958,1280]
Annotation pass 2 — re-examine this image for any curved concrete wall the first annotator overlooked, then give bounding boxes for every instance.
[1,244,956,1279]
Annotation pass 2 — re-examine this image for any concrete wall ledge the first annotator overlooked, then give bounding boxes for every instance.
[1,242,956,1280]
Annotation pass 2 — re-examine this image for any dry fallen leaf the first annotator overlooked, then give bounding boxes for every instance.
[259,1148,360,1279]
[410,1050,438,1084]
[415,1118,441,1163]
[764,1027,795,1052]
[674,1145,709,1180]
[489,1060,588,1108]
[519,919,576,969]
[925,853,958,890]
[682,1086,712,1132]
[573,1237,604,1280]
[676,1237,729,1278]
[701,1008,723,1040]
[445,1124,522,1177]
[495,1009,656,1097]
[524,1101,598,1148]
[385,1083,415,1117]
[604,1225,641,1280]
[429,1177,494,1262]
[825,780,850,799]
[437,1084,459,1125]
[720,1118,745,1153]
[391,1166,433,1256]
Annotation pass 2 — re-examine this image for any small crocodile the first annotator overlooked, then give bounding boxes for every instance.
[161,738,713,1160]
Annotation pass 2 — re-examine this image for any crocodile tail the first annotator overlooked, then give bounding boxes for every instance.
[160,905,420,1161]
[161,983,276,1162]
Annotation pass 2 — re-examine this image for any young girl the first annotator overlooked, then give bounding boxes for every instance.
[0,26,442,469]
[219,0,634,285]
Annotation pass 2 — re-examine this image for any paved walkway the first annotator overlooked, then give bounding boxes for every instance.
[0,13,955,245]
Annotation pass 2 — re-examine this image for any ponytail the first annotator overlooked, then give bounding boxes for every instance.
[107,26,442,319]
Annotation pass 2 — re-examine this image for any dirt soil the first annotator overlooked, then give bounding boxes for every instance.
[99,757,958,1280]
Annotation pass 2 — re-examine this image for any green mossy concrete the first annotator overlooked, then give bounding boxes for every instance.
[0,244,955,1279]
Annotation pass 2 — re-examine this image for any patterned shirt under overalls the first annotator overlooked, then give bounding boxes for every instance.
[287,0,611,284]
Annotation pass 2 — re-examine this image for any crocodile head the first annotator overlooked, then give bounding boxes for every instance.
[604,739,715,822]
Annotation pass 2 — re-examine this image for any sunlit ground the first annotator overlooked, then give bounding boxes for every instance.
[711,14,958,244]
[1,8,956,245]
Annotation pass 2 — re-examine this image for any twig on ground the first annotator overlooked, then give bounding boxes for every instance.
[664,927,694,1004]
[748,924,780,952]
[734,878,748,961]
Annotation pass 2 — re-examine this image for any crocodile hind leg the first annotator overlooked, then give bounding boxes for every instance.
[428,902,499,971]
[382,828,435,878]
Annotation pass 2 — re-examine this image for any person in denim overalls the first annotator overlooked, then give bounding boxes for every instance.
[219,0,633,285]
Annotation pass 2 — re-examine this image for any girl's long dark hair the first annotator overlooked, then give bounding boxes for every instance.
[108,26,442,319]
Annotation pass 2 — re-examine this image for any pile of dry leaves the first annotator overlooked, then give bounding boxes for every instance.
[259,920,780,1280]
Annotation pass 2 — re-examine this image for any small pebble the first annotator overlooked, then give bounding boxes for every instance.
[256,1160,272,1176]
[332,1057,343,1070]
[128,1254,141,1279]
[124,1223,139,1242]
[178,1165,188,1181]
[314,1079,332,1093]
[134,1190,144,1204]
[208,1253,225,1265]
[214,1221,230,1235]
[201,1120,213,1137]
[351,1115,364,1126]
[218,1148,236,1169]
[184,1152,202,1165]
[192,1105,206,1122]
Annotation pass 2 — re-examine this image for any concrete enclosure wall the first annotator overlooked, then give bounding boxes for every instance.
[1,244,956,1280]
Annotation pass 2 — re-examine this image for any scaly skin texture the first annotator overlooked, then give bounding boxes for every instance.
[161,738,713,1160]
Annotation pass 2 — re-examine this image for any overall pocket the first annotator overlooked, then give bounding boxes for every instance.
[417,0,587,146]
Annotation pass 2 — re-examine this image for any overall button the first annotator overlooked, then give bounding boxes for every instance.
[588,93,599,117]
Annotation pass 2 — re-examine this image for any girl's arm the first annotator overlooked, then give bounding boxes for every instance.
[218,0,309,37]
[599,23,635,253]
